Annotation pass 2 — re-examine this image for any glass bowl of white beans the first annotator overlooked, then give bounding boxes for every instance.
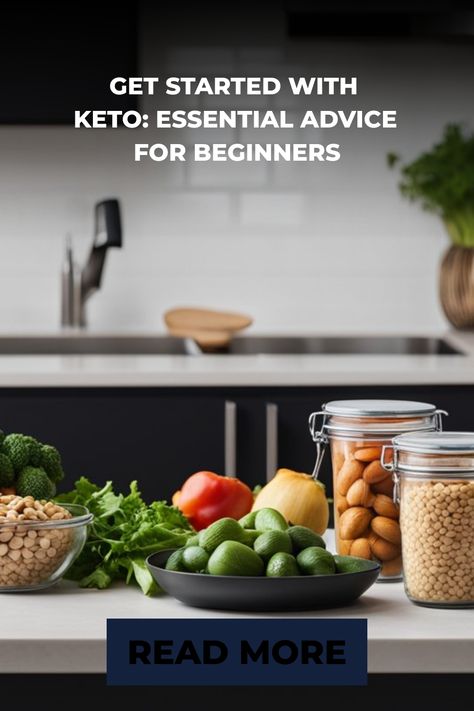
[0,495,92,591]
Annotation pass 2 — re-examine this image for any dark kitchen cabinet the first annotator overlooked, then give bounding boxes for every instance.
[0,384,472,502]
[0,389,225,501]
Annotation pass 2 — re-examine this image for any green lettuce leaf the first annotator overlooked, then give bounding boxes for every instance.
[129,557,159,596]
[57,477,193,595]
[79,565,114,590]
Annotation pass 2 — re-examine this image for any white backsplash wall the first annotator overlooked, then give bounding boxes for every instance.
[0,5,473,334]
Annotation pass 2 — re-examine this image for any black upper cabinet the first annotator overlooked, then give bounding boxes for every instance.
[0,1,138,124]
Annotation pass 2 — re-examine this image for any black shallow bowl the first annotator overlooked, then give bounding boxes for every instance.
[147,550,381,612]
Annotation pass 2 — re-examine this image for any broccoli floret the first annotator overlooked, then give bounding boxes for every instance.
[2,434,31,471]
[16,466,54,500]
[40,444,64,483]
[0,453,14,488]
[2,434,42,471]
[23,436,42,466]
[0,430,5,447]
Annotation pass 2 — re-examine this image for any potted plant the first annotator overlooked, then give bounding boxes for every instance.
[388,124,474,328]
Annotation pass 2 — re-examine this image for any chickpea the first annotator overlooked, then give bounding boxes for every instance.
[400,480,474,604]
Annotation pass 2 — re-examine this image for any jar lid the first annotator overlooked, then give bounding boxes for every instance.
[309,400,443,444]
[393,431,474,454]
[324,400,437,418]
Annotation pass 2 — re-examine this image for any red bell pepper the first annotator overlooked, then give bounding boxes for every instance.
[172,471,253,530]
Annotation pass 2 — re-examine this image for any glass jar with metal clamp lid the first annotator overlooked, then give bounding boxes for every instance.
[309,400,446,581]
[381,431,474,607]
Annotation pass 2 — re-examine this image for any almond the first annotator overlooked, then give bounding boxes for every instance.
[339,506,372,540]
[363,460,388,484]
[338,539,353,555]
[336,494,349,514]
[368,532,400,561]
[371,515,401,545]
[354,447,382,462]
[350,538,372,560]
[371,476,394,497]
[337,459,365,495]
[373,494,399,519]
[346,479,375,508]
[381,555,402,578]
[331,448,345,476]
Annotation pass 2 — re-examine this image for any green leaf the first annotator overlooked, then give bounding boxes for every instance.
[121,480,147,518]
[386,152,399,169]
[56,475,100,505]
[79,566,113,590]
[64,545,103,581]
[96,490,124,519]
[129,557,159,596]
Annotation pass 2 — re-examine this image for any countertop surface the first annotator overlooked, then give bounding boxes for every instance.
[0,578,472,674]
[0,330,473,387]
[0,530,472,675]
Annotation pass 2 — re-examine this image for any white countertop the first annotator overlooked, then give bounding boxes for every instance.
[0,530,472,675]
[0,330,472,387]
[0,578,472,674]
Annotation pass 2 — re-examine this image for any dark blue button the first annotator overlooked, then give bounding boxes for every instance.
[107,618,367,686]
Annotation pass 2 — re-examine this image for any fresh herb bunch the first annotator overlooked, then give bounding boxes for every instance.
[57,477,193,595]
[388,124,474,247]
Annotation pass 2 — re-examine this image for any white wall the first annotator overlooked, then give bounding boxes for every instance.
[0,6,472,334]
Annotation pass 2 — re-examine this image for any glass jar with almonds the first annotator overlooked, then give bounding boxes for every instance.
[383,431,474,607]
[309,400,445,581]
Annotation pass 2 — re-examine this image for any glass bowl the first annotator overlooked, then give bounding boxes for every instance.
[0,503,93,592]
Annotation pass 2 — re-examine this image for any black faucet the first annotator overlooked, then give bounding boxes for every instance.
[61,199,123,328]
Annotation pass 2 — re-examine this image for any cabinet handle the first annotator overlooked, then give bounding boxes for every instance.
[266,402,278,482]
[224,400,237,477]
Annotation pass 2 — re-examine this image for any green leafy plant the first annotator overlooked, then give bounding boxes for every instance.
[57,477,193,595]
[388,124,474,247]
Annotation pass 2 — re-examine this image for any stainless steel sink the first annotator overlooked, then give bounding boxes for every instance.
[0,335,190,355]
[0,335,463,356]
[226,336,463,356]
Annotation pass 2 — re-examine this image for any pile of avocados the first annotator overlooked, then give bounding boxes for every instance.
[165,508,375,577]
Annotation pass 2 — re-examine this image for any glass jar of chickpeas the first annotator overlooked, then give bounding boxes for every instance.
[383,431,474,607]
[309,400,445,581]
